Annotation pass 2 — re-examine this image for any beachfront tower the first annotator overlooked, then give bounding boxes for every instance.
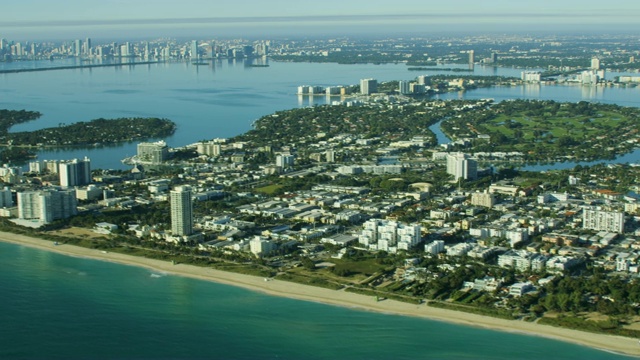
[170,186,193,236]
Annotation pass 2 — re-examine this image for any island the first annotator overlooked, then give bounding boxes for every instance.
[0,115,176,163]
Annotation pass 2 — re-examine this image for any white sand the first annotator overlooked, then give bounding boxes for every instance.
[2,231,639,357]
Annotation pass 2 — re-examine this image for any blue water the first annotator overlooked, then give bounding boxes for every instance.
[0,242,629,359]
[1,60,639,170]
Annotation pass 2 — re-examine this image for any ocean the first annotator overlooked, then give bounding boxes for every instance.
[0,242,629,359]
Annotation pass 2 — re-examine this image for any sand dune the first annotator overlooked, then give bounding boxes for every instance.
[2,231,639,357]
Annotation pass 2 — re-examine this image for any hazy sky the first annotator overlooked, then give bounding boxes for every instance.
[2,0,639,40]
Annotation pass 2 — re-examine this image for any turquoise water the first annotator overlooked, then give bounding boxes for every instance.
[0,242,630,359]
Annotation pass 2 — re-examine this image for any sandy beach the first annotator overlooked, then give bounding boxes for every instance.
[1,231,639,357]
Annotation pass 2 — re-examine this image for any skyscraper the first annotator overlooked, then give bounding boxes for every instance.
[446,153,477,181]
[399,81,411,94]
[17,189,77,224]
[170,186,193,236]
[190,40,198,59]
[360,78,377,95]
[468,50,475,67]
[59,157,91,188]
[137,141,169,163]
[84,38,91,55]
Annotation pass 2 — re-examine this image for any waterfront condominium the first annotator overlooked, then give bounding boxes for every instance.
[360,78,377,95]
[170,185,193,236]
[446,152,477,181]
[59,157,91,188]
[17,189,77,224]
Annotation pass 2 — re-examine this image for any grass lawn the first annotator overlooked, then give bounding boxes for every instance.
[255,184,284,195]
[482,111,628,141]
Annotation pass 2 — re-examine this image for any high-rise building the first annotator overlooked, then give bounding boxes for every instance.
[521,71,542,82]
[18,189,77,224]
[243,45,254,58]
[358,219,421,252]
[360,78,377,95]
[84,38,91,55]
[582,207,624,233]
[468,50,475,66]
[137,141,169,163]
[417,75,429,85]
[326,149,335,163]
[446,152,477,181]
[59,157,91,188]
[196,141,222,157]
[170,186,193,236]
[255,42,269,57]
[276,154,295,168]
[190,40,198,59]
[471,191,495,208]
[591,57,601,70]
[74,39,81,56]
[398,81,411,95]
[0,187,12,208]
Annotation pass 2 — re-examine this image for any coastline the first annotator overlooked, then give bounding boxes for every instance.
[2,231,639,357]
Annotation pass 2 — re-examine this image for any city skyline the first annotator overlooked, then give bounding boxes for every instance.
[2,0,639,40]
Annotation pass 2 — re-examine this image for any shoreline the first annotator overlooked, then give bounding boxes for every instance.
[2,231,639,357]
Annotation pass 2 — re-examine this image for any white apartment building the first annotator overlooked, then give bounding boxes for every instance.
[470,191,495,208]
[446,152,477,181]
[582,207,625,234]
[425,240,445,255]
[170,186,193,236]
[359,219,421,252]
[17,189,77,224]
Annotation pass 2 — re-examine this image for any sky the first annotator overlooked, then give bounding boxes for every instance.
[1,0,639,40]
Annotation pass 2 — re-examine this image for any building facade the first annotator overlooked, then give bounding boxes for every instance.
[582,207,625,233]
[137,141,169,163]
[446,152,477,181]
[360,78,378,95]
[59,157,91,188]
[170,186,193,236]
[17,189,77,224]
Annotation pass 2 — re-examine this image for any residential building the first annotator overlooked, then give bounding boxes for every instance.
[360,78,377,95]
[250,236,275,257]
[470,191,495,208]
[521,71,542,82]
[276,154,295,168]
[170,186,193,236]
[197,141,222,157]
[59,157,91,187]
[446,152,477,181]
[399,81,411,95]
[359,219,421,251]
[582,207,625,233]
[137,141,169,163]
[425,240,445,255]
[17,189,77,224]
[0,187,12,207]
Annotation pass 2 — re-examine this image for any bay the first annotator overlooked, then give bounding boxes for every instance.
[2,60,639,170]
[0,242,627,359]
